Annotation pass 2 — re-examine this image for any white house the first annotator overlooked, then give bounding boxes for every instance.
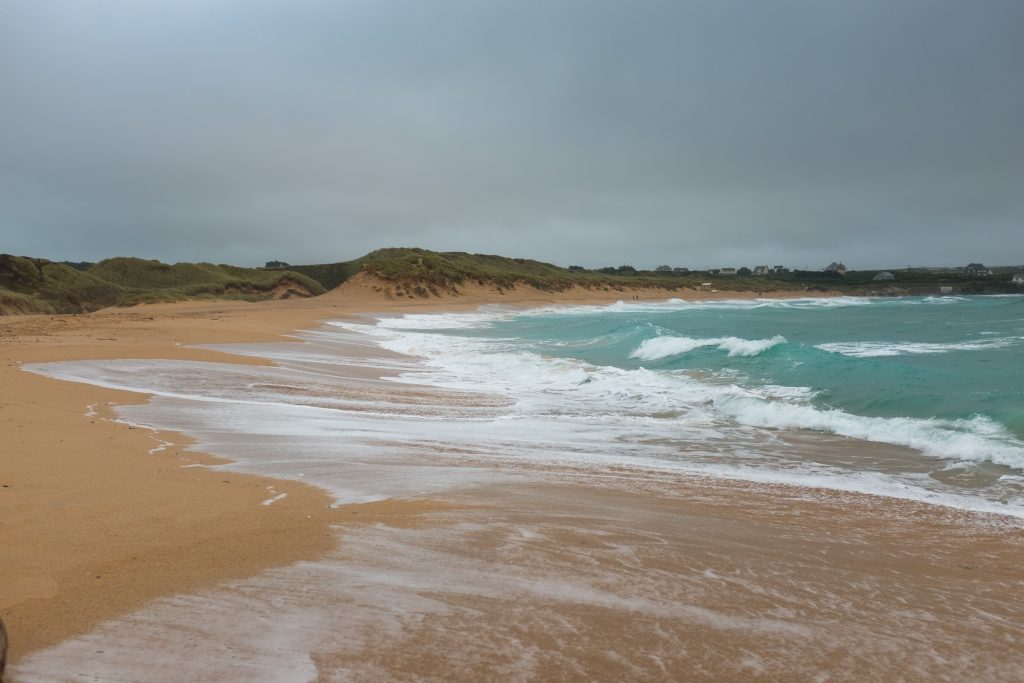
[753,265,770,275]
[1013,273,1024,285]
[873,271,895,281]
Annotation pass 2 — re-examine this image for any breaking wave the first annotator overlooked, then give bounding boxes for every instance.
[631,335,788,360]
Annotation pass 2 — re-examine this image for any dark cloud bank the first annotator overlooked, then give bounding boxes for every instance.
[2,0,1022,269]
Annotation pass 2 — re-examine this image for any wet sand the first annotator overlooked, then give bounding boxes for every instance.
[3,276,1022,681]
[0,275,719,663]
[305,477,1023,680]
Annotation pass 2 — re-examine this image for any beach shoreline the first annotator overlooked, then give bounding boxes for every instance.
[1,279,757,663]
[4,281,1022,680]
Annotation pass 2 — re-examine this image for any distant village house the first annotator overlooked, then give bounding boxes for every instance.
[719,267,737,275]
[965,263,992,276]
[873,271,895,281]
[753,265,770,275]
[1013,273,1024,285]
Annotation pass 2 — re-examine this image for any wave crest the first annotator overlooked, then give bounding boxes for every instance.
[631,335,787,361]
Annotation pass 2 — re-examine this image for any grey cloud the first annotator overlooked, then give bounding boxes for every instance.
[2,0,1022,269]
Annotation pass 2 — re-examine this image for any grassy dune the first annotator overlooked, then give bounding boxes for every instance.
[4,248,1019,315]
[0,256,124,314]
[89,257,325,304]
[359,248,607,292]
[283,248,853,297]
[284,248,763,295]
[0,255,325,315]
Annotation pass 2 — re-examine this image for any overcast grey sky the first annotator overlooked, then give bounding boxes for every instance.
[2,0,1022,270]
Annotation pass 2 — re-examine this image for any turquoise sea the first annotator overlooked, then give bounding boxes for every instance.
[363,294,1024,516]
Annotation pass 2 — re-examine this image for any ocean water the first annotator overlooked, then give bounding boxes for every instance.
[16,294,1024,681]
[330,294,1024,517]
[26,295,1024,517]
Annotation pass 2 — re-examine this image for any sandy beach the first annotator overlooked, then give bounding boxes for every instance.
[0,277,707,662]
[3,278,1022,681]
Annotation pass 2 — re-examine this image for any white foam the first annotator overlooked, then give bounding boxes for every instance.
[715,396,1024,469]
[331,317,1024,514]
[369,306,518,330]
[147,435,174,455]
[261,486,288,506]
[515,295,877,317]
[817,338,1019,357]
[337,317,1024,473]
[920,295,970,304]
[655,458,1024,520]
[630,335,787,360]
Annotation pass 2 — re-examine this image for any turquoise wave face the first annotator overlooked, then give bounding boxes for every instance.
[482,296,1024,440]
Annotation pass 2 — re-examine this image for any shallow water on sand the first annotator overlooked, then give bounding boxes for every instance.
[14,474,1024,681]
[16,301,1024,681]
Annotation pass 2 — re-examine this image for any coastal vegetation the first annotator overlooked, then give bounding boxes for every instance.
[2,247,1021,315]
[291,247,718,294]
[275,248,1023,299]
[274,248,820,296]
[0,255,324,314]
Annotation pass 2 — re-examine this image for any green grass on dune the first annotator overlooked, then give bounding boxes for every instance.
[96,258,328,306]
[0,255,126,314]
[348,247,705,293]
[0,254,325,315]
[89,257,322,293]
[273,248,862,295]
[0,287,59,315]
[359,248,582,290]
